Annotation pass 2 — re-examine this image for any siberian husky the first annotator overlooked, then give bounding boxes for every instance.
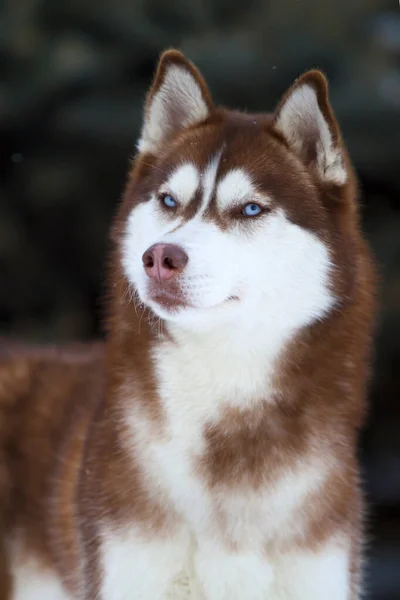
[0,49,376,600]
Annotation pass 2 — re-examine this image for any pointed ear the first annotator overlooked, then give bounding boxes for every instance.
[273,71,347,186]
[137,49,214,154]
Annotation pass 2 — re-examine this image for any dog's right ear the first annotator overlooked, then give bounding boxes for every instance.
[137,50,214,154]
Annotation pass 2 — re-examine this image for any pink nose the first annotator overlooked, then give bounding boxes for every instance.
[142,243,188,282]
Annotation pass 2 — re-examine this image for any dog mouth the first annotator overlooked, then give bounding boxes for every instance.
[146,281,189,311]
[148,291,240,313]
[150,290,189,311]
[145,281,240,313]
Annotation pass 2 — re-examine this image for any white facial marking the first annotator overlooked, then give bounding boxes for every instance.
[160,163,199,207]
[198,153,222,215]
[217,169,263,210]
[123,192,336,330]
[138,66,209,154]
[276,84,347,185]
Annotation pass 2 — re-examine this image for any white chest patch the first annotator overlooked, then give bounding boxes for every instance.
[10,558,73,600]
[99,527,351,600]
[100,525,192,600]
[123,317,329,549]
[133,327,277,530]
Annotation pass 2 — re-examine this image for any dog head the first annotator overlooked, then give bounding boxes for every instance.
[120,50,356,333]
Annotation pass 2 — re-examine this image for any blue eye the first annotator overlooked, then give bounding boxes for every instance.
[242,203,262,217]
[162,194,177,208]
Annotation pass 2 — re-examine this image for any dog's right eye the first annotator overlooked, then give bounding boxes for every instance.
[161,194,177,209]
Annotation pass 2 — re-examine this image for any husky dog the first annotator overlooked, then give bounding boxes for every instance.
[0,50,376,600]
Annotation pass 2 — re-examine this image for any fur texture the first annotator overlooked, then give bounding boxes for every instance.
[0,50,376,600]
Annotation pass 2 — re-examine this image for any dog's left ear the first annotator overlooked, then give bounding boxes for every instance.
[138,49,214,154]
[273,71,347,186]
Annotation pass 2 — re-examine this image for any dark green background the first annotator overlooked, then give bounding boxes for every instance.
[1,1,399,598]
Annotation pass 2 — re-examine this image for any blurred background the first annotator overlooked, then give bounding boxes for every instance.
[0,0,399,598]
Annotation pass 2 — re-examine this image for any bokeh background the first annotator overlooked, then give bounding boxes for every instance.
[1,1,399,598]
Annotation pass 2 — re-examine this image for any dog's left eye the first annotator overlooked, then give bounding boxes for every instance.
[161,194,177,208]
[242,203,262,217]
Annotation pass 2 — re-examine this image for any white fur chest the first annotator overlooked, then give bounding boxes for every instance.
[115,326,333,600]
[143,326,276,534]
[130,326,323,546]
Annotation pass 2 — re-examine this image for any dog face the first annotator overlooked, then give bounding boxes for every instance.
[121,51,354,333]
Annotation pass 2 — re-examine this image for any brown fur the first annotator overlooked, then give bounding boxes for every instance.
[0,49,377,599]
